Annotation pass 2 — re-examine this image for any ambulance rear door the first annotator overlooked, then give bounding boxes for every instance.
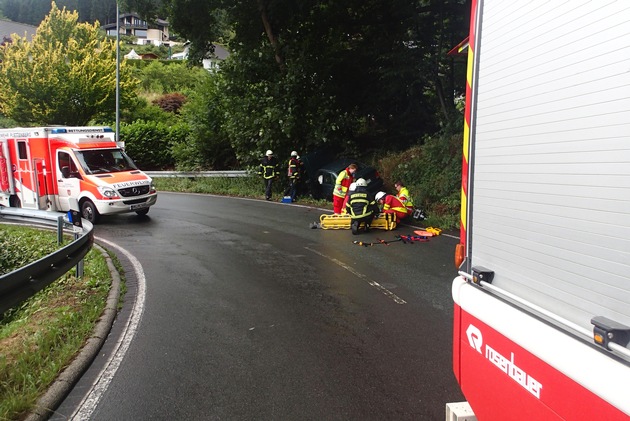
[13,139,38,208]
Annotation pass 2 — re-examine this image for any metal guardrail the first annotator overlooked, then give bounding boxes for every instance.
[0,207,94,315]
[145,170,249,178]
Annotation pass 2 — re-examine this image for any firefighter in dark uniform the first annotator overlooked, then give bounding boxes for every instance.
[345,178,379,235]
[259,150,279,200]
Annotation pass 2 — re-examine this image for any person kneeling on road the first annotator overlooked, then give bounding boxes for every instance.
[345,178,380,235]
[375,191,408,222]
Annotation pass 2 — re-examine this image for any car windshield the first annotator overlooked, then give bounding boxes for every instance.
[75,149,138,175]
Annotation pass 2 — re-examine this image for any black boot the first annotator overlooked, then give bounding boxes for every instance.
[351,220,359,235]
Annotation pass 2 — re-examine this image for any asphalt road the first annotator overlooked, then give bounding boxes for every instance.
[52,192,465,420]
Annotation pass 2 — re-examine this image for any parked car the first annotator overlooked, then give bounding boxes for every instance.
[309,158,384,201]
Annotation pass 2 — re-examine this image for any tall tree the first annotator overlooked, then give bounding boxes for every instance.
[123,0,469,163]
[0,2,138,125]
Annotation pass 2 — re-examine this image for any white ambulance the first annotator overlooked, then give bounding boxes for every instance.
[452,1,630,419]
[0,126,157,223]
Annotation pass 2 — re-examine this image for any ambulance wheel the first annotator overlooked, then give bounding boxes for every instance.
[135,208,149,216]
[81,199,100,224]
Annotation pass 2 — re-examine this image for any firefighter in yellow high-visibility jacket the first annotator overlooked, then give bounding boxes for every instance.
[394,180,414,217]
[332,163,357,214]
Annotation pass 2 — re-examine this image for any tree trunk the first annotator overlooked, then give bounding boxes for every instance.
[256,0,285,72]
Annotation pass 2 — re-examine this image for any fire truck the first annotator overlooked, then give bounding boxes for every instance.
[0,126,157,223]
[452,1,630,419]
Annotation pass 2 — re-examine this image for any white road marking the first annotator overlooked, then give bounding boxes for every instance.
[304,246,407,305]
[71,237,146,420]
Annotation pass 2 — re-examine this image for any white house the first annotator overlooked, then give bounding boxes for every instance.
[171,44,230,72]
[102,12,171,47]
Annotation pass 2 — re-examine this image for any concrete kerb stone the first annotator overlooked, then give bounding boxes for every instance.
[25,243,121,421]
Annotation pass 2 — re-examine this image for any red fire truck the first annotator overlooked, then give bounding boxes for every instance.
[452,1,630,419]
[0,126,157,223]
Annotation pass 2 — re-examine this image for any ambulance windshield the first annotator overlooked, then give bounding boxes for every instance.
[75,149,138,175]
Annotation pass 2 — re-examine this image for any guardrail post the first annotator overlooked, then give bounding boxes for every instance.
[57,216,64,245]
[74,231,84,278]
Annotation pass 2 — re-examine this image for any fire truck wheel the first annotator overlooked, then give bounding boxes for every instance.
[135,208,150,216]
[81,199,100,224]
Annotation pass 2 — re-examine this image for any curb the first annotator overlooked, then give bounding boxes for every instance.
[25,243,121,421]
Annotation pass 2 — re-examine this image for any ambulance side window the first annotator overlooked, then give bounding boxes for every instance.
[17,141,28,159]
[58,152,79,178]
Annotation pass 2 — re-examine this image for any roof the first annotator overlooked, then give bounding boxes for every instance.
[124,49,141,59]
[0,19,37,41]
[212,44,229,60]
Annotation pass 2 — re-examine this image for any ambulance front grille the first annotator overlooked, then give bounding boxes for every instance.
[118,185,150,197]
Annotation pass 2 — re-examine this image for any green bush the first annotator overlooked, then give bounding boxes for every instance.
[378,127,462,229]
[120,120,189,170]
[135,61,209,94]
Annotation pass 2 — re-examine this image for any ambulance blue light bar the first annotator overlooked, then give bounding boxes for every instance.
[50,127,114,134]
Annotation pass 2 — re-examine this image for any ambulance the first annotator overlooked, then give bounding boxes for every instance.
[0,126,157,223]
[452,1,630,419]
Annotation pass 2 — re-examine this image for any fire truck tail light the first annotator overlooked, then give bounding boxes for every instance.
[591,316,630,351]
[455,244,465,268]
[593,332,605,346]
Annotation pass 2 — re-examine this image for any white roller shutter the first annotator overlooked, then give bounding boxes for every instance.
[469,0,630,333]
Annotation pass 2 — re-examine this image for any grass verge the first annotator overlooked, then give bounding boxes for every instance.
[0,225,114,421]
[153,176,333,209]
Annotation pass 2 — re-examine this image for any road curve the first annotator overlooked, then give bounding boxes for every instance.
[52,192,465,421]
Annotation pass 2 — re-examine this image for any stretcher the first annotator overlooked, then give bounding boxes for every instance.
[319,213,397,230]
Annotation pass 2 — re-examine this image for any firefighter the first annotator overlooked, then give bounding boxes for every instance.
[284,151,301,202]
[259,150,279,200]
[375,191,408,221]
[345,178,379,235]
[333,163,357,214]
[394,180,414,217]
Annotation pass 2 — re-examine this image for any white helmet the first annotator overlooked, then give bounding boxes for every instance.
[355,178,367,187]
[375,191,386,201]
[266,150,273,156]
[348,182,357,191]
[291,150,298,157]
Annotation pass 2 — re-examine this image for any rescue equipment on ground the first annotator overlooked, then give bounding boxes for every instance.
[352,233,432,247]
[397,234,430,243]
[353,237,401,247]
[318,213,397,230]
[426,227,442,236]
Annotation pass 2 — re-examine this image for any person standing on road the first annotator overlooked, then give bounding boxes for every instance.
[375,191,408,221]
[345,178,379,235]
[394,180,414,217]
[284,151,301,202]
[259,150,279,201]
[333,163,357,214]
